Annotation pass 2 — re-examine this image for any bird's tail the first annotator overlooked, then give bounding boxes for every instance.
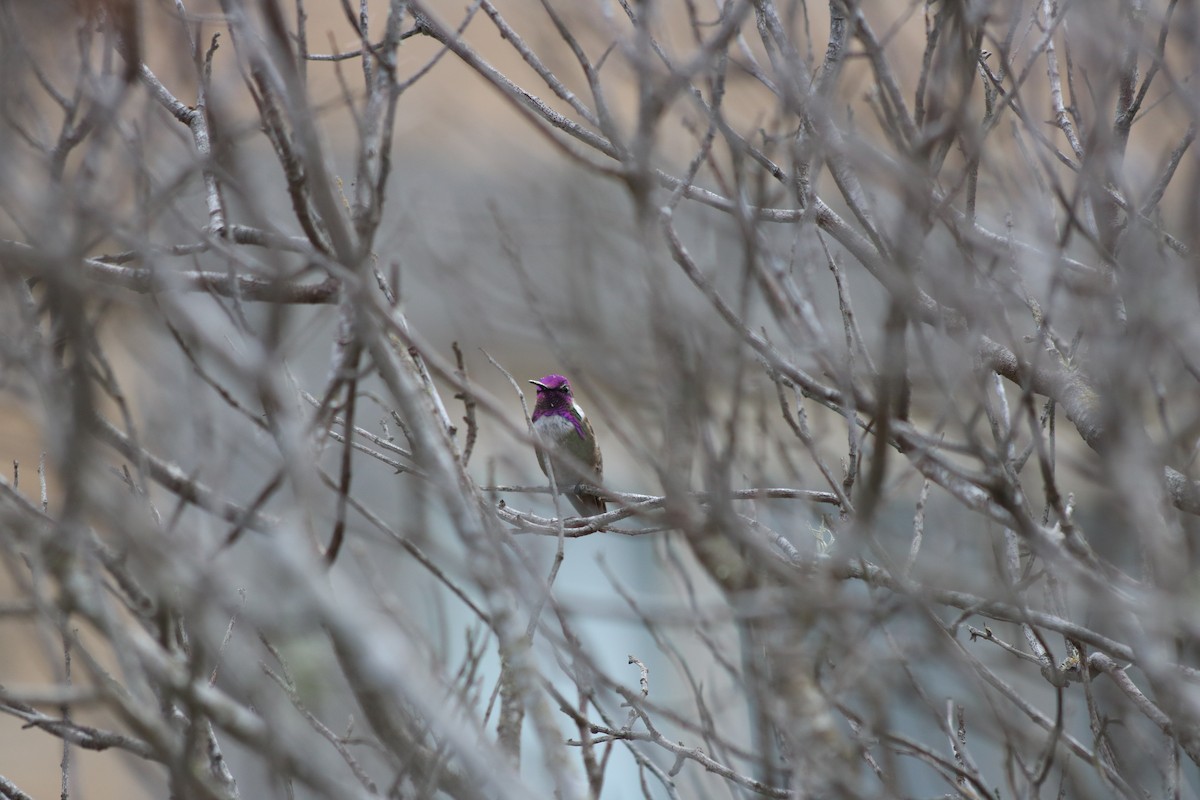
[569,491,606,518]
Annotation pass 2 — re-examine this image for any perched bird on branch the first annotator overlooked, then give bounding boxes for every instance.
[529,374,606,517]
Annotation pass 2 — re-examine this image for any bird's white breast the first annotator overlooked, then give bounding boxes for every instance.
[533,412,581,445]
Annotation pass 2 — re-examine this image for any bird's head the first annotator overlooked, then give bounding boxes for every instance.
[530,374,574,412]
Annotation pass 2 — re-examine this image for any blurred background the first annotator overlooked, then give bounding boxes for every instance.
[1,0,1199,798]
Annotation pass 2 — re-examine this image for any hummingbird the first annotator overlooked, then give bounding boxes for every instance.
[529,374,606,517]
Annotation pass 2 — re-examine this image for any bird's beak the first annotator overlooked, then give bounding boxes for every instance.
[529,380,548,390]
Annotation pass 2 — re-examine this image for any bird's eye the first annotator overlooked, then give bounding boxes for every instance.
[558,385,569,392]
